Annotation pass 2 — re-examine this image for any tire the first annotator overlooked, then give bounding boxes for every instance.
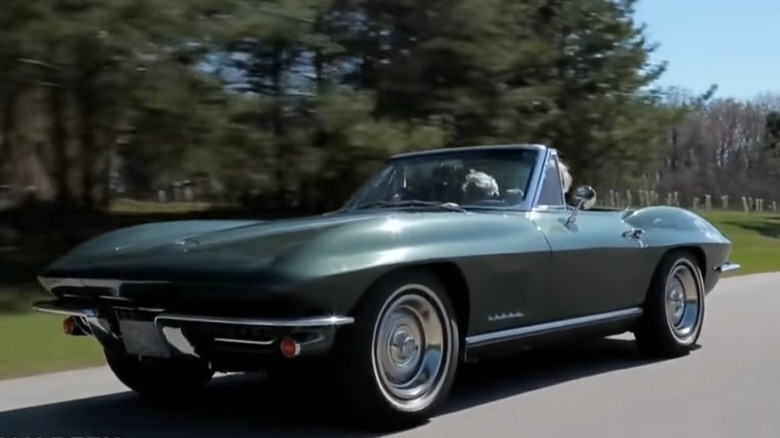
[104,349,214,401]
[332,268,460,431]
[634,250,705,358]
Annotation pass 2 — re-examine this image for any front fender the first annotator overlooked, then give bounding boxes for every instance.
[269,212,552,320]
[623,206,733,291]
[623,206,730,246]
[270,212,548,278]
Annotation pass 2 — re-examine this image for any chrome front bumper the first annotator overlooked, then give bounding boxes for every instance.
[33,300,354,361]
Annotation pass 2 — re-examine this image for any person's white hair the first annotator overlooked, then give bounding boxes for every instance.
[558,160,572,194]
[462,169,499,197]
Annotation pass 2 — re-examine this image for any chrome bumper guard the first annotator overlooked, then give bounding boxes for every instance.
[32,300,354,360]
[715,262,740,273]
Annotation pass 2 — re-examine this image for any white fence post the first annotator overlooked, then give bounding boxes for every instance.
[604,189,774,213]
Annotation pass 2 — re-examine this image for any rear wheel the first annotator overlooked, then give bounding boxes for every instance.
[333,269,460,431]
[634,250,705,358]
[104,349,214,401]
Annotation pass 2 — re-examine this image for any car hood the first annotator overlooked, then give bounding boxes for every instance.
[41,211,391,282]
[41,208,543,285]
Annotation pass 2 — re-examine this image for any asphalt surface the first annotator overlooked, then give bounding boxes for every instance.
[1,272,778,438]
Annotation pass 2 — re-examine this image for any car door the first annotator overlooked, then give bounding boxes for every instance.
[527,155,646,322]
[531,209,647,322]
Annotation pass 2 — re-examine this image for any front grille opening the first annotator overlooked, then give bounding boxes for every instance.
[180,323,279,356]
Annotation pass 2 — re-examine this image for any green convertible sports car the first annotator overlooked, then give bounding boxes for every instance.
[33,144,739,430]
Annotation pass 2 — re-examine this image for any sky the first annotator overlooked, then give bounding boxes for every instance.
[634,0,780,100]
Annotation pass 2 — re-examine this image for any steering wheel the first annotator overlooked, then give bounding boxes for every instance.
[394,187,432,202]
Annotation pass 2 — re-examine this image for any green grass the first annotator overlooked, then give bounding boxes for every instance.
[0,210,778,381]
[109,198,215,214]
[701,211,780,276]
[0,313,104,380]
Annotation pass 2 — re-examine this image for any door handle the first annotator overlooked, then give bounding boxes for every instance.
[622,228,644,239]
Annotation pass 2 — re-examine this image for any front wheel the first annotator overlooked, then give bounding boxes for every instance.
[634,250,705,358]
[333,269,460,431]
[104,349,214,401]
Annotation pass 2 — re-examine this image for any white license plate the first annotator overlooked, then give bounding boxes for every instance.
[119,320,171,358]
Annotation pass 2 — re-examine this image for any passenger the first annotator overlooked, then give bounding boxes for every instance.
[461,169,499,204]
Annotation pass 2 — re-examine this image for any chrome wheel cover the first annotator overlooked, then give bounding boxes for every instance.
[371,284,453,411]
[664,260,703,342]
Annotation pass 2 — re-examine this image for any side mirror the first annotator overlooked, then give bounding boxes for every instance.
[573,185,597,210]
[565,185,597,226]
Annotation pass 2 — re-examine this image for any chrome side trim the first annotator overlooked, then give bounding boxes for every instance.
[466,307,642,348]
[488,311,525,322]
[715,262,740,273]
[154,314,354,328]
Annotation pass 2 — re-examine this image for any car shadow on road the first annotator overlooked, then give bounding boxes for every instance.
[0,337,671,437]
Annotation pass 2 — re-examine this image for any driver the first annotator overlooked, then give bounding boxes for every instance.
[557,159,597,208]
[461,169,499,204]
[559,160,572,194]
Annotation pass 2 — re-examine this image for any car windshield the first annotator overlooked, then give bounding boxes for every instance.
[344,148,540,210]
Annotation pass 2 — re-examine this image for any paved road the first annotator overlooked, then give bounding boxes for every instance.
[1,272,778,438]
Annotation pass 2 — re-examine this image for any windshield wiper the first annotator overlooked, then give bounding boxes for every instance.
[352,199,467,212]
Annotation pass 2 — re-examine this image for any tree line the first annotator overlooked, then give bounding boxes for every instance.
[0,0,777,214]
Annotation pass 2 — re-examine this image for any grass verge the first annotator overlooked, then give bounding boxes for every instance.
[701,211,780,276]
[0,313,104,380]
[0,210,778,380]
